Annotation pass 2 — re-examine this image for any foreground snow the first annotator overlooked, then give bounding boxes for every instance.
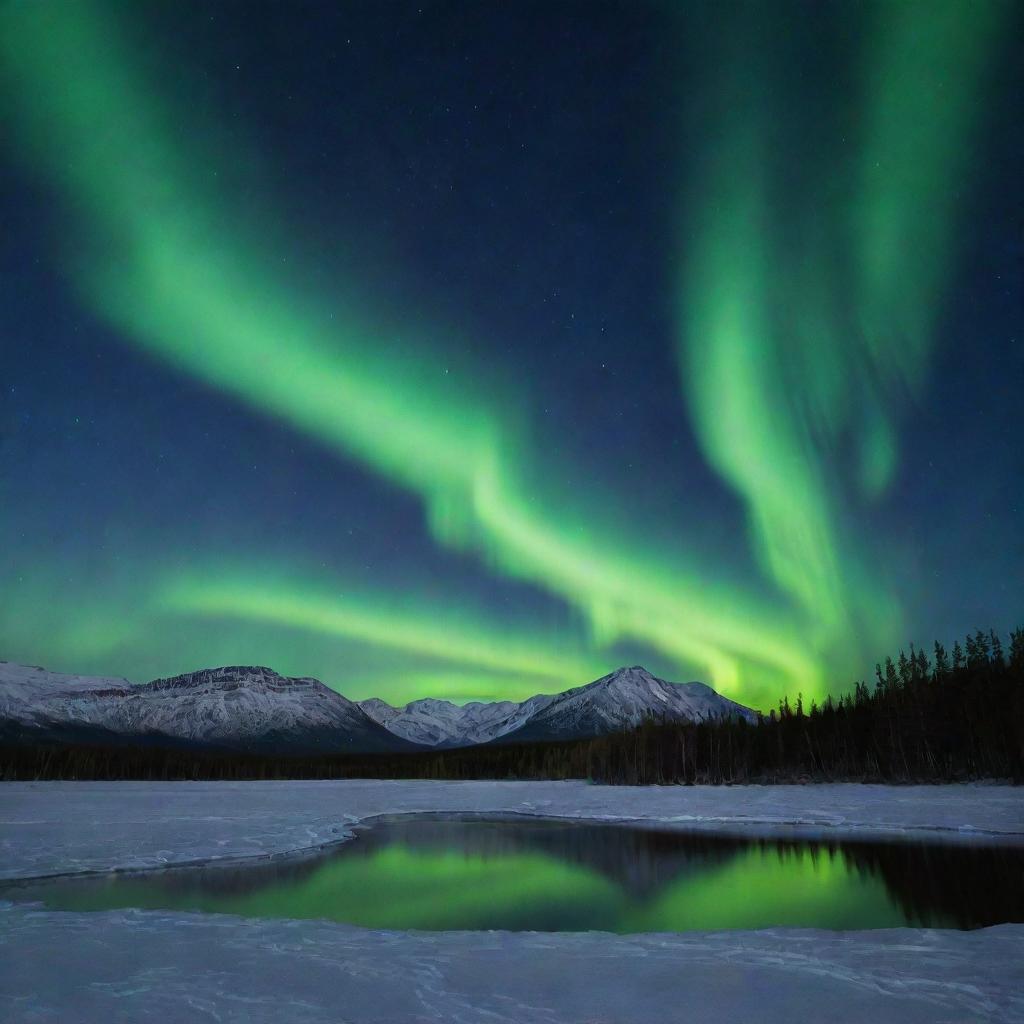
[2,904,1021,1024]
[0,781,1022,1022]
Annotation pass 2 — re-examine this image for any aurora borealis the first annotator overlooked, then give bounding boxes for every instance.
[1,1,1021,709]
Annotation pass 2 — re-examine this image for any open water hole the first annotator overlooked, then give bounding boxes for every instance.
[4,815,1022,932]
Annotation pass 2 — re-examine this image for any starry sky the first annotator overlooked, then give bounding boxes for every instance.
[1,0,1021,710]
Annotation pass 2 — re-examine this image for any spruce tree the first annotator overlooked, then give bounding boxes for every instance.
[898,650,912,686]
[1010,628,1024,671]
[989,630,1004,666]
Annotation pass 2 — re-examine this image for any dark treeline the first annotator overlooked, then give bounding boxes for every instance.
[3,628,1022,783]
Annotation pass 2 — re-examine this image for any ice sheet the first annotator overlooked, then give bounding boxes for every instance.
[1,781,1021,1022]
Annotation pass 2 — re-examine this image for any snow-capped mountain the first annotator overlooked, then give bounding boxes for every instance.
[496,666,756,744]
[360,666,756,747]
[0,662,415,754]
[1,661,755,754]
[356,696,524,747]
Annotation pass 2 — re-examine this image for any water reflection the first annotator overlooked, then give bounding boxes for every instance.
[6,816,1023,932]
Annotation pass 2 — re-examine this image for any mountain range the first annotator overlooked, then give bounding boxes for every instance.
[0,660,756,755]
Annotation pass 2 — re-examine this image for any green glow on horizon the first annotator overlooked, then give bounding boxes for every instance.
[0,1,1007,707]
[159,572,604,693]
[376,671,549,705]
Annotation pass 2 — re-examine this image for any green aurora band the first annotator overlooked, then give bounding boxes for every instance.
[679,0,1005,677]
[0,1,1006,707]
[159,570,607,699]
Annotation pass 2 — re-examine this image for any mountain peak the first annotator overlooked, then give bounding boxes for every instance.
[494,665,756,745]
[599,665,666,681]
[3,659,756,756]
[583,665,694,694]
[0,660,412,755]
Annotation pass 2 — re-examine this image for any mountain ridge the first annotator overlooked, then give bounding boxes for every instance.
[0,660,756,755]
[358,665,757,747]
[0,661,415,755]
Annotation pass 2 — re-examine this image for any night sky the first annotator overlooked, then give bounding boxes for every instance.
[1,0,1021,710]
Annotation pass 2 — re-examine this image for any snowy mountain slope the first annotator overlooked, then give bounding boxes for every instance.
[357,696,523,747]
[494,666,756,745]
[2,661,755,754]
[360,666,756,748]
[0,662,416,754]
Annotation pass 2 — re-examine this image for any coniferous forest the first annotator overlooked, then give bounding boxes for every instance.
[3,628,1022,784]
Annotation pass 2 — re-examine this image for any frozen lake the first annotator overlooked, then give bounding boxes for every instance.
[1,780,1022,1022]
[6,814,1023,933]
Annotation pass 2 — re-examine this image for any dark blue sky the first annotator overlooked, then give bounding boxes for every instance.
[1,0,1021,708]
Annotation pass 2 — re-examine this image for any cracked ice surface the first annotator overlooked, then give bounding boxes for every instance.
[1,780,1022,880]
[0,781,1022,1023]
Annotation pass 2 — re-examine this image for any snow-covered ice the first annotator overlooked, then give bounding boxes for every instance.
[1,780,1022,1022]
[2,779,1021,880]
[3,905,1022,1024]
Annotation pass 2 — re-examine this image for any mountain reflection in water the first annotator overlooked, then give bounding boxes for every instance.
[8,816,1023,932]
